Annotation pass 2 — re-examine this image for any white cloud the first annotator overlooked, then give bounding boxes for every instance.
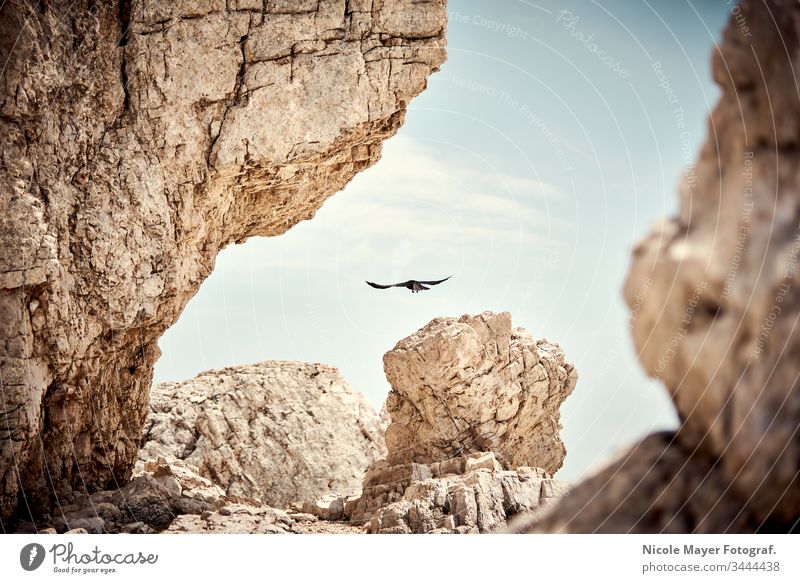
[224,135,573,274]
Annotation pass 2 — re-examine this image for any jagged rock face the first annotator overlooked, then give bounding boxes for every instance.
[0,0,446,521]
[382,312,578,473]
[364,452,569,534]
[297,451,571,533]
[367,469,568,534]
[331,451,569,533]
[523,0,800,533]
[138,361,386,508]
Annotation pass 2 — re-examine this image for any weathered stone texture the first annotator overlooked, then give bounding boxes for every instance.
[138,361,386,508]
[351,452,567,533]
[0,0,446,522]
[382,312,577,473]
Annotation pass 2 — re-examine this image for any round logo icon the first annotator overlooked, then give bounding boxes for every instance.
[20,543,46,571]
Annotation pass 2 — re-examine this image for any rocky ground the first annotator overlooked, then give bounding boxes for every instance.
[8,312,575,534]
[11,457,364,535]
[292,521,364,535]
[11,454,570,535]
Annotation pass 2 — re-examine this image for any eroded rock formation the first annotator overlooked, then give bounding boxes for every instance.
[138,361,386,508]
[0,0,446,522]
[360,452,570,534]
[297,452,571,533]
[521,0,800,533]
[12,457,361,534]
[382,311,577,473]
[13,459,225,534]
[319,312,576,533]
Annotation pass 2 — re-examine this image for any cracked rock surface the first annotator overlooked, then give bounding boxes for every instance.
[357,452,569,533]
[0,0,446,522]
[11,457,363,534]
[138,361,386,508]
[15,458,225,534]
[382,312,578,474]
[297,452,571,533]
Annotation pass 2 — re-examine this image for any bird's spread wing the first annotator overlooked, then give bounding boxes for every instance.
[366,281,394,289]
[418,276,451,286]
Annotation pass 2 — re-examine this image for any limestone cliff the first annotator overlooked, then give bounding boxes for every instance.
[0,0,446,522]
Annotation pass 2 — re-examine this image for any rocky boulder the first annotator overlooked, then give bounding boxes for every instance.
[138,361,386,508]
[13,457,360,534]
[520,0,800,533]
[18,459,225,534]
[382,312,578,473]
[0,0,447,522]
[338,451,568,533]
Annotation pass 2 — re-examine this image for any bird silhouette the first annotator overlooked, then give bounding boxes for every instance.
[366,276,451,293]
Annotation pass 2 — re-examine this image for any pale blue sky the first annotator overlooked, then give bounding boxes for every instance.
[154,1,732,481]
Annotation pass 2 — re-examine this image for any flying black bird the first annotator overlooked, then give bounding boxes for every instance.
[366,276,451,293]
